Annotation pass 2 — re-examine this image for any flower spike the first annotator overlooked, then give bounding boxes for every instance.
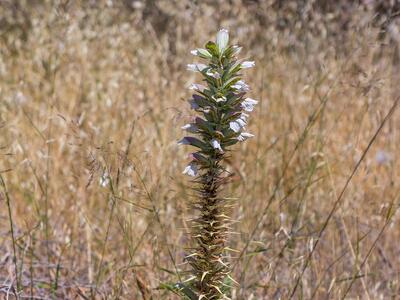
[178,29,257,299]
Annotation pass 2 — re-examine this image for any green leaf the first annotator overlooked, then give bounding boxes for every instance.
[195,117,216,134]
[182,137,209,151]
[192,152,211,166]
[222,138,239,147]
[222,76,241,90]
[192,94,212,108]
[222,111,242,123]
[196,48,213,59]
[223,45,241,59]
[205,41,219,57]
[221,128,238,139]
[223,60,242,80]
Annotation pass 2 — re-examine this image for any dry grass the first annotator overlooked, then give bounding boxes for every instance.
[0,1,399,299]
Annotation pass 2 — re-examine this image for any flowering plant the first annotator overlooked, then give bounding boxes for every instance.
[177,29,257,300]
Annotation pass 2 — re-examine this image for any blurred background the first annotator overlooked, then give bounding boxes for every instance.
[0,0,399,299]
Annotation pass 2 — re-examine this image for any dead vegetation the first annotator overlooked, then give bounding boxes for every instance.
[0,1,399,299]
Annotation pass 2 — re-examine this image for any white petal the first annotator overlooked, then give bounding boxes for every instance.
[187,63,207,72]
[189,83,206,91]
[190,49,198,55]
[232,80,250,92]
[243,98,258,105]
[240,112,249,120]
[237,132,254,142]
[210,139,223,152]
[182,163,198,177]
[216,29,229,53]
[229,121,241,133]
[230,113,248,132]
[236,118,247,127]
[187,64,196,71]
[241,98,258,112]
[241,61,255,68]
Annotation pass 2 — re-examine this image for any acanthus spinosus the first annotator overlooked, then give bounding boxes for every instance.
[177,29,257,299]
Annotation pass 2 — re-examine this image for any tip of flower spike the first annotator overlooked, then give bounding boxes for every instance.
[216,28,229,53]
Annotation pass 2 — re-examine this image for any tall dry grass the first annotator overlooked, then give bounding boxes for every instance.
[0,1,399,299]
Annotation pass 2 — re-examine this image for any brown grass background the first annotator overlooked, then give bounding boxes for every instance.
[1,1,400,299]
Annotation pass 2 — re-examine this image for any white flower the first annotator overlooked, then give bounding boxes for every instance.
[210,139,223,152]
[241,61,255,69]
[238,113,248,125]
[229,113,248,132]
[181,123,198,133]
[183,162,198,177]
[229,121,242,133]
[187,63,207,72]
[216,28,229,53]
[237,132,254,142]
[190,49,198,55]
[232,80,249,92]
[241,98,258,112]
[189,83,206,91]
